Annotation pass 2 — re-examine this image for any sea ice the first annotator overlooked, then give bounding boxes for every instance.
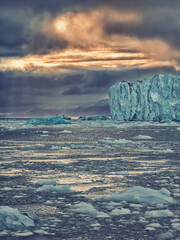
[72,202,109,218]
[109,74,180,122]
[79,115,109,121]
[145,209,174,218]
[134,135,152,140]
[36,184,74,193]
[98,138,132,145]
[27,115,70,125]
[110,208,131,216]
[0,206,35,231]
[96,186,174,204]
[36,179,59,186]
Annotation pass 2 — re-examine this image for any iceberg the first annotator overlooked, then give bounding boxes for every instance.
[109,74,180,122]
[96,186,174,204]
[0,206,35,231]
[78,115,109,121]
[27,115,70,125]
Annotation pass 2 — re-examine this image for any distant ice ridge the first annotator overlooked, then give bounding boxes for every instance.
[109,74,180,122]
[27,115,70,125]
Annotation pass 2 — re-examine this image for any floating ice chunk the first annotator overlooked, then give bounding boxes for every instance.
[72,202,97,216]
[98,138,131,145]
[14,231,34,237]
[42,131,49,134]
[1,187,12,191]
[109,74,180,122]
[61,130,72,133]
[158,232,174,239]
[161,149,174,153]
[96,212,109,218]
[36,184,74,193]
[97,186,174,204]
[50,145,60,150]
[0,206,35,231]
[171,222,180,229]
[177,127,180,130]
[145,209,174,218]
[53,161,66,165]
[72,202,108,218]
[110,208,130,216]
[36,179,58,186]
[27,115,70,125]
[134,135,152,140]
[147,223,161,228]
[79,115,109,121]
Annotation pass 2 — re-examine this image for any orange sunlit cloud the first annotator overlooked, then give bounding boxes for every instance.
[1,8,180,72]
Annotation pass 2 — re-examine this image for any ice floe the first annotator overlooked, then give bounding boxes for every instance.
[27,115,70,125]
[110,208,131,216]
[72,202,109,218]
[134,135,152,140]
[36,184,74,193]
[98,138,132,145]
[36,179,59,186]
[145,209,174,218]
[96,186,174,204]
[0,206,35,231]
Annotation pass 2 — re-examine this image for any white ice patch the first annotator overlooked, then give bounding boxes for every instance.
[53,161,66,165]
[50,145,60,150]
[134,135,152,140]
[98,138,132,145]
[0,206,35,231]
[14,231,34,237]
[147,223,161,228]
[72,202,109,218]
[96,186,174,204]
[145,209,174,218]
[110,208,131,216]
[36,179,59,186]
[61,130,72,133]
[36,184,74,193]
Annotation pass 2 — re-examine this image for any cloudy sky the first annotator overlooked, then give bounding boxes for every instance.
[0,0,180,116]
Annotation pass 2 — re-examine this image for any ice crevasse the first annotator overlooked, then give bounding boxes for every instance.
[108,74,180,122]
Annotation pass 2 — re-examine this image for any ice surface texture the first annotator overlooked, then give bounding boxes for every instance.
[97,186,174,204]
[109,74,180,122]
[27,115,70,125]
[0,206,34,231]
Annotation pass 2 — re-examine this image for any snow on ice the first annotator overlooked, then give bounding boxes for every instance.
[109,74,180,121]
[97,186,174,204]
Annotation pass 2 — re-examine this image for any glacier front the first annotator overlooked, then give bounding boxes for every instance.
[108,74,180,122]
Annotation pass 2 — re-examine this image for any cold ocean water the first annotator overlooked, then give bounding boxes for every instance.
[0,118,179,240]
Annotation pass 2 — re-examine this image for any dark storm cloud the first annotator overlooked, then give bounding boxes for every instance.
[0,65,176,114]
[0,12,68,57]
[0,0,180,56]
[1,0,180,13]
[62,66,176,96]
[0,17,27,57]
[105,7,180,49]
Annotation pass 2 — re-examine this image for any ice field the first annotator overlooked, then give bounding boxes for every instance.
[0,118,180,239]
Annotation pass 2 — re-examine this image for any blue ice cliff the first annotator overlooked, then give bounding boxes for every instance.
[108,74,180,122]
[27,115,71,125]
